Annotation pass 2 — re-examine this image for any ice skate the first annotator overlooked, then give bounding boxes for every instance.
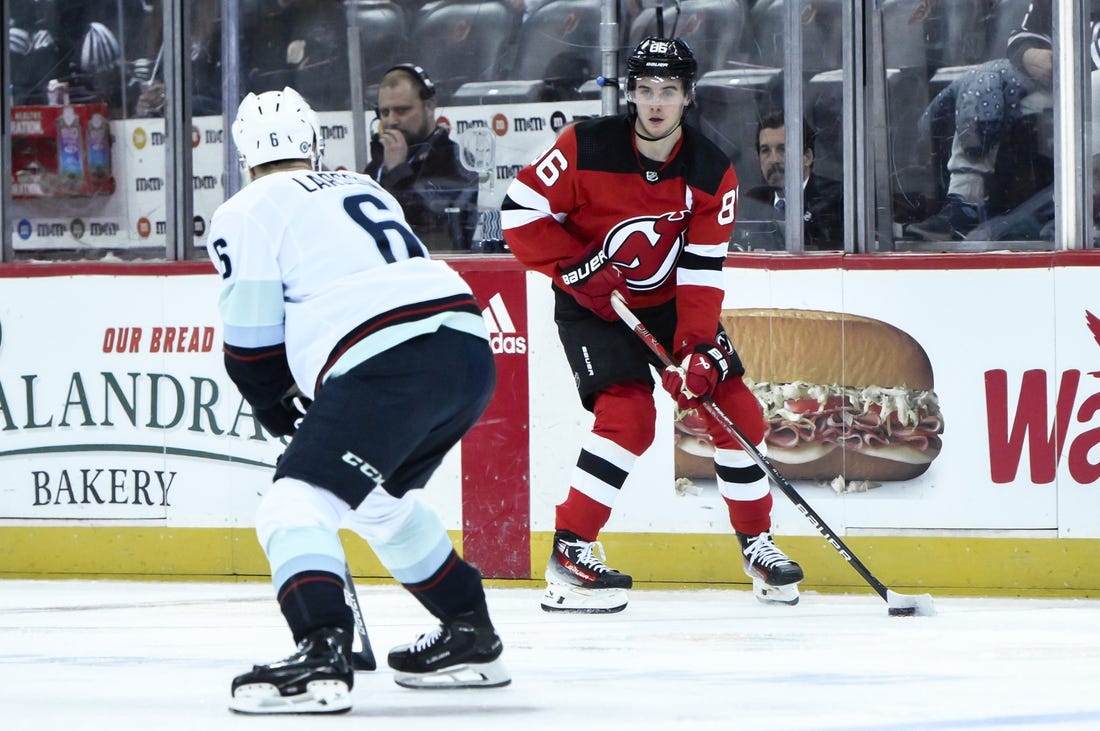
[229,627,353,714]
[541,530,632,613]
[388,609,510,689]
[737,531,803,606]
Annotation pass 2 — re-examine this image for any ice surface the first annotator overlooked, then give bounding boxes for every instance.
[3,579,1099,730]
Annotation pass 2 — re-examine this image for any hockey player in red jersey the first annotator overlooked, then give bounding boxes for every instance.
[501,37,804,613]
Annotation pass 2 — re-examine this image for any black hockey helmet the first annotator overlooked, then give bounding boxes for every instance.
[626,36,697,90]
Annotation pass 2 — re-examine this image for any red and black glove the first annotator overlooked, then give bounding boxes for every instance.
[661,343,731,408]
[559,244,626,321]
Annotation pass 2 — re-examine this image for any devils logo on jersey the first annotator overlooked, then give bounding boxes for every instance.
[606,210,690,291]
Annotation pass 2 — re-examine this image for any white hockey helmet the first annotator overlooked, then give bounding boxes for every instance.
[231,87,324,171]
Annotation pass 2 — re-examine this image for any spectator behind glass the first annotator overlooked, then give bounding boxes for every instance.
[241,0,349,112]
[738,109,843,251]
[8,0,146,116]
[364,64,480,252]
[8,3,67,105]
[909,0,1100,243]
[131,0,222,117]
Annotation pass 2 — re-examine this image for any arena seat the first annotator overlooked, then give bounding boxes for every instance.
[350,1,409,87]
[450,79,558,105]
[746,0,843,75]
[693,68,783,189]
[923,0,995,71]
[987,0,1034,59]
[626,0,749,76]
[926,0,1034,88]
[510,0,610,98]
[407,0,522,103]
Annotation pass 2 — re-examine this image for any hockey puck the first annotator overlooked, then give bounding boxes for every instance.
[888,606,917,617]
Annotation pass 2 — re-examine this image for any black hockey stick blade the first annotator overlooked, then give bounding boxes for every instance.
[609,292,936,617]
[352,650,376,671]
[343,567,378,670]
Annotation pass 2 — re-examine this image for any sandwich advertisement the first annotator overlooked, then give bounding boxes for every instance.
[674,308,944,490]
[527,256,1100,540]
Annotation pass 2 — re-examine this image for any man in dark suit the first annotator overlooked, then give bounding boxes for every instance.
[739,109,843,251]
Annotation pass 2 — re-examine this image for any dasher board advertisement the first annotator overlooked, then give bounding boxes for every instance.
[2,254,1100,587]
[526,254,1100,540]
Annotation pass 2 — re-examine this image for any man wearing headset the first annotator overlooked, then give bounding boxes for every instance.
[365,64,480,251]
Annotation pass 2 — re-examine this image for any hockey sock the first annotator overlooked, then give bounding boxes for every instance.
[592,382,655,454]
[710,377,767,448]
[556,410,646,540]
[402,549,489,623]
[263,523,353,643]
[255,479,355,642]
[713,442,773,536]
[276,569,353,643]
[363,499,487,621]
[723,492,774,537]
[555,489,612,542]
[714,445,768,494]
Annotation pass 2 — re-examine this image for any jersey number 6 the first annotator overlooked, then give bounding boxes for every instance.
[535,149,568,187]
[343,193,426,263]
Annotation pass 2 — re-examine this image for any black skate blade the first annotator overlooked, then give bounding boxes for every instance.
[540,603,628,614]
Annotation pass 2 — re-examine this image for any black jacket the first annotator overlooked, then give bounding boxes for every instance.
[740,173,844,250]
[364,125,480,251]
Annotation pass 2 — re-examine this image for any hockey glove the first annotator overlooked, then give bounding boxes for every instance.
[661,343,732,408]
[254,385,312,437]
[559,245,627,321]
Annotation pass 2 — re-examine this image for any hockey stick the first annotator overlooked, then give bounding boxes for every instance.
[342,567,378,670]
[609,292,936,617]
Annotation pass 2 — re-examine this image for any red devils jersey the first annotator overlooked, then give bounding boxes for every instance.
[501,114,737,356]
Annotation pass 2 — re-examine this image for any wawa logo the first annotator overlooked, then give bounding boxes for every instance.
[482,293,526,355]
[984,309,1100,484]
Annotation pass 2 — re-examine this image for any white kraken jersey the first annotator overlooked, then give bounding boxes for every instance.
[206,169,486,398]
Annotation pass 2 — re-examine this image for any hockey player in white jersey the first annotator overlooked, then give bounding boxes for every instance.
[207,87,509,715]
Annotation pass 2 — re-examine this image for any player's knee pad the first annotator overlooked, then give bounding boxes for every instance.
[358,498,453,585]
[256,478,350,588]
[593,381,657,455]
[255,477,349,550]
[710,376,767,448]
[341,487,417,545]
